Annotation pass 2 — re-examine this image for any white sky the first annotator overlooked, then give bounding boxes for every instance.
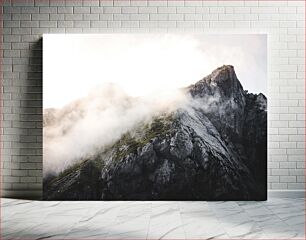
[43,34,267,109]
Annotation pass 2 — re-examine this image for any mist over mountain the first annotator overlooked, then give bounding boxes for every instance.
[43,65,267,200]
[43,84,187,175]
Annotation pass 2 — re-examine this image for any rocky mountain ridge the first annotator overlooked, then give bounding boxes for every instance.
[44,65,267,200]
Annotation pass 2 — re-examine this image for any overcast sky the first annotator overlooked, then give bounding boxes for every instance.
[43,34,267,109]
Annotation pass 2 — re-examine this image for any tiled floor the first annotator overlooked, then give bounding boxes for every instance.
[1,198,305,239]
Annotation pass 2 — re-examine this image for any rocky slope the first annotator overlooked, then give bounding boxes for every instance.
[43,65,267,200]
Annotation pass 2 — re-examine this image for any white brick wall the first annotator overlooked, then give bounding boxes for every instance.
[1,0,305,198]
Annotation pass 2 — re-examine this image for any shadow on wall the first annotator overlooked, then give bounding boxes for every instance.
[10,38,43,200]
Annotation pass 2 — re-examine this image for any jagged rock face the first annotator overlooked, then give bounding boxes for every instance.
[242,93,267,193]
[189,65,246,142]
[43,65,267,200]
[98,109,259,200]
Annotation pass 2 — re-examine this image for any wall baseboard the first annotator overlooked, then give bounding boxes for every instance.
[268,190,305,198]
[1,190,305,200]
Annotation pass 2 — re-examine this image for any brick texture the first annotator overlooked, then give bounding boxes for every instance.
[1,0,305,198]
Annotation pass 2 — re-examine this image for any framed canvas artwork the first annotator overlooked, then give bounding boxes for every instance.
[43,34,267,200]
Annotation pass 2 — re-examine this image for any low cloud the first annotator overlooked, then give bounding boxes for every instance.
[43,84,188,176]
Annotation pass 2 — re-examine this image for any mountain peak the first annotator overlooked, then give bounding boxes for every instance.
[211,64,234,75]
[189,65,244,100]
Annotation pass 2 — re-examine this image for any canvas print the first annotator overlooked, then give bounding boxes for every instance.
[43,34,267,200]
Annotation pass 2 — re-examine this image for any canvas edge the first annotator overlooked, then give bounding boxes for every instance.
[1,190,304,200]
